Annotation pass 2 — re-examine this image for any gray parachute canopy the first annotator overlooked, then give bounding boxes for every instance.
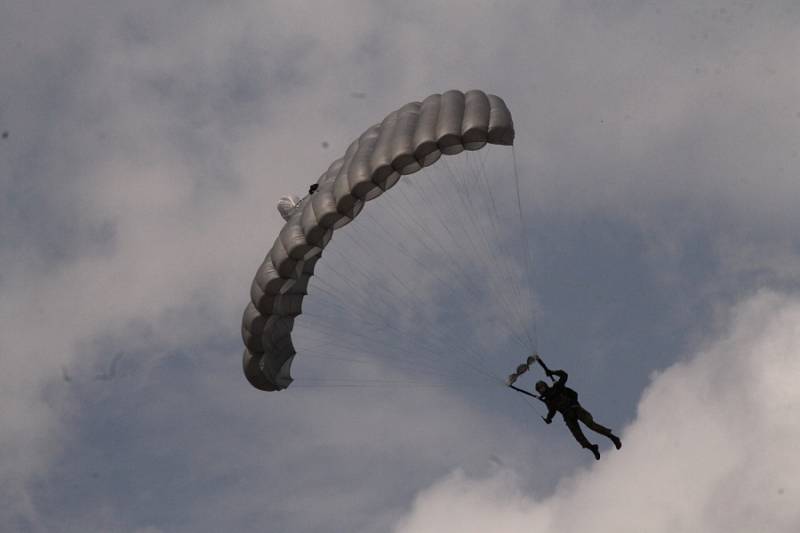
[241,89,514,391]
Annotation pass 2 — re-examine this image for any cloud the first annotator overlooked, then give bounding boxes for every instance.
[394,290,800,533]
[2,1,800,531]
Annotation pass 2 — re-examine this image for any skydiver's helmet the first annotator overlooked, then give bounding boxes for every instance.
[277,195,301,221]
[535,381,548,395]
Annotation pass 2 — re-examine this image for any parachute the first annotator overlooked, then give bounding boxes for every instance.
[241,90,524,392]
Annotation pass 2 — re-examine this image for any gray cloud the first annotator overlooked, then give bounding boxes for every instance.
[1,1,799,531]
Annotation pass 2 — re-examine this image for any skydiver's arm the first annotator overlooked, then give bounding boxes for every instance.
[550,369,568,385]
[544,405,557,424]
[535,357,564,384]
[509,385,542,401]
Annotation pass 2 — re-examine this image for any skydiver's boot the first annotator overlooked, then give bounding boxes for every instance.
[610,434,622,450]
[588,444,600,460]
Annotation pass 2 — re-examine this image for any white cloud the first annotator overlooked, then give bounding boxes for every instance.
[394,290,800,533]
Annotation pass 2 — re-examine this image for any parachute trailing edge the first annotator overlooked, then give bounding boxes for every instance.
[241,89,515,391]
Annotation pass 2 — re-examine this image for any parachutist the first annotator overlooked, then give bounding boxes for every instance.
[308,183,319,195]
[509,356,621,460]
[536,370,621,460]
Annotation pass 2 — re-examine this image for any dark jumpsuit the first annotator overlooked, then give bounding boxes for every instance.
[541,370,615,449]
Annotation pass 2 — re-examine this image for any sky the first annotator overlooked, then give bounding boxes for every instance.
[2,1,799,532]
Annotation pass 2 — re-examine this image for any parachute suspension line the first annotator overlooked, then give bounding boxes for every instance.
[436,155,528,347]
[287,151,531,392]
[307,252,436,337]
[351,207,522,372]
[391,172,524,350]
[469,149,537,349]
[397,160,535,365]
[447,152,532,350]
[290,366,488,389]
[405,150,538,380]
[378,180,518,379]
[314,246,414,327]
[363,178,529,354]
[298,349,485,383]
[383,185,490,302]
[299,306,499,385]
[438,152,534,352]
[319,234,466,349]
[437,155,512,299]
[299,304,500,387]
[304,277,392,327]
[385,188,487,307]
[304,268,445,355]
[461,150,537,349]
[302,278,500,385]
[357,207,472,309]
[389,182,528,352]
[298,342,477,383]
[331,213,487,346]
[512,146,539,354]
[303,215,505,384]
[290,380,472,390]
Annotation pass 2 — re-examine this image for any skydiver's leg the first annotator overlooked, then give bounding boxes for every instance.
[576,407,621,449]
[564,415,591,448]
[564,415,600,459]
[575,407,612,436]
